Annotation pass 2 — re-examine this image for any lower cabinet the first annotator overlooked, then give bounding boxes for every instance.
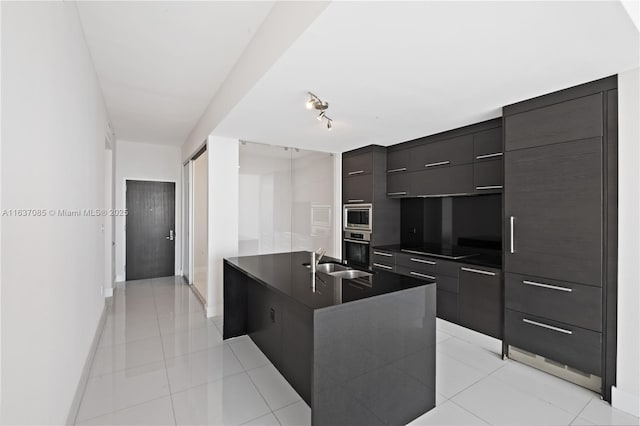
[458,265,503,339]
[437,289,458,323]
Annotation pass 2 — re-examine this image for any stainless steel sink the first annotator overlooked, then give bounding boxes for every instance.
[314,262,351,274]
[329,270,373,279]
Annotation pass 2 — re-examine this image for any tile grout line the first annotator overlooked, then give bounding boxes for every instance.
[570,395,598,425]
[447,398,493,425]
[151,278,179,426]
[74,395,172,425]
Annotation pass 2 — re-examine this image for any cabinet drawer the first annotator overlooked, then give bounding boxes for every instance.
[343,152,373,177]
[372,261,395,272]
[437,290,458,323]
[387,149,413,175]
[473,127,503,160]
[505,93,602,151]
[505,273,602,332]
[459,266,502,339]
[395,253,459,277]
[387,170,416,197]
[474,159,503,193]
[395,265,458,293]
[342,174,373,204]
[415,135,473,169]
[371,250,395,267]
[505,309,601,376]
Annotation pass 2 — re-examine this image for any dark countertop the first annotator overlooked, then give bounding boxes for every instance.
[373,244,502,269]
[224,251,433,310]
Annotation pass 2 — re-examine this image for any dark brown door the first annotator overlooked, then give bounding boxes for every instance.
[126,180,175,280]
[504,138,603,286]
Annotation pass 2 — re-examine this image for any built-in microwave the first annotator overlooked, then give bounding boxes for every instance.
[344,204,373,232]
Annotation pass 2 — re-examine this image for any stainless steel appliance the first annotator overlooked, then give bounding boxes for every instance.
[343,230,370,266]
[344,203,372,232]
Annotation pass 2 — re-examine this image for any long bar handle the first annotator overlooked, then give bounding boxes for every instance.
[410,271,436,280]
[461,267,496,276]
[344,238,369,245]
[373,251,393,257]
[387,191,407,196]
[476,185,503,190]
[476,152,503,160]
[424,160,450,168]
[373,263,393,270]
[522,318,573,335]
[410,258,436,265]
[523,280,572,293]
[510,216,515,254]
[387,167,407,173]
[348,170,364,175]
[347,199,364,203]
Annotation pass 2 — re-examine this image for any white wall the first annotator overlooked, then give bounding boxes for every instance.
[613,67,640,417]
[114,140,182,281]
[206,136,239,316]
[0,3,109,423]
[193,150,208,302]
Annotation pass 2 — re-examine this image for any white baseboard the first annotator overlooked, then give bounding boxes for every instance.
[66,301,109,425]
[612,386,640,417]
[206,303,223,318]
[102,287,113,298]
[115,274,124,282]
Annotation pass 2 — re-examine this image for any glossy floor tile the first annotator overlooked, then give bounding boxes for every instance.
[75,277,639,426]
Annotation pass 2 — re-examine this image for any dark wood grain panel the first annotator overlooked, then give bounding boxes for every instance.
[343,152,373,177]
[459,265,502,339]
[504,138,603,286]
[125,180,175,280]
[343,174,373,204]
[505,93,602,151]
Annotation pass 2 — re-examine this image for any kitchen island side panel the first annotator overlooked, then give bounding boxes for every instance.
[312,285,436,426]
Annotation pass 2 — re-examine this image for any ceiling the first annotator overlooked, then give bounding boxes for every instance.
[76,1,275,145]
[215,1,639,153]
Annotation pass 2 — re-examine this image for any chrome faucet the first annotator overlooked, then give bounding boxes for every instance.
[310,248,326,273]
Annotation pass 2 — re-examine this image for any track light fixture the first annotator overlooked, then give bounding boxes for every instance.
[306,92,333,131]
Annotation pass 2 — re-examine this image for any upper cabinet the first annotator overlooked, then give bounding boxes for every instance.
[386,119,503,198]
[342,152,373,178]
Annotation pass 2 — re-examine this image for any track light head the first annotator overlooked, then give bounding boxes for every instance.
[327,119,332,131]
[317,111,325,121]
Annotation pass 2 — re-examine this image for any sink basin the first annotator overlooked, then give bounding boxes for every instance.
[330,270,373,279]
[314,262,352,274]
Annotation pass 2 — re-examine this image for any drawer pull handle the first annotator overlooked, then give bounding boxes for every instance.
[387,167,407,173]
[523,280,573,292]
[476,152,503,160]
[348,170,364,175]
[410,258,436,265]
[476,185,503,190]
[373,251,393,257]
[424,160,450,168]
[522,318,573,335]
[344,238,369,245]
[387,191,407,196]
[461,267,496,276]
[373,263,393,270]
[347,199,364,203]
[410,271,435,280]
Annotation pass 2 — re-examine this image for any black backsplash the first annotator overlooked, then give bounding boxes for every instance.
[400,194,501,249]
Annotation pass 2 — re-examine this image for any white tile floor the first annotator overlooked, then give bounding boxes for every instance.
[74,276,640,426]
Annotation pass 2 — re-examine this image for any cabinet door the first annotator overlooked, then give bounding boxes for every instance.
[473,127,503,160]
[343,152,373,178]
[474,159,503,193]
[504,138,602,286]
[413,164,474,197]
[343,174,373,204]
[387,148,414,174]
[414,135,473,168]
[437,290,458,323]
[459,266,502,339]
[387,171,416,197]
[247,281,282,366]
[505,93,602,151]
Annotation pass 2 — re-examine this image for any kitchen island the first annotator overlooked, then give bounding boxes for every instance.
[223,251,436,426]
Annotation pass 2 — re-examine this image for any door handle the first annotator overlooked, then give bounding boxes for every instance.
[166,229,174,241]
[424,160,450,168]
[509,216,515,253]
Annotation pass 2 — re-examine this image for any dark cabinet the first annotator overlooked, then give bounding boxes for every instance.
[342,174,373,204]
[437,290,458,323]
[473,127,503,159]
[247,282,282,365]
[387,165,474,198]
[505,272,602,332]
[504,138,602,286]
[459,265,502,339]
[504,93,602,152]
[414,135,473,169]
[343,152,373,177]
[473,159,503,193]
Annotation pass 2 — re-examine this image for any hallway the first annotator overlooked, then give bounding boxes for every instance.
[74,277,309,425]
